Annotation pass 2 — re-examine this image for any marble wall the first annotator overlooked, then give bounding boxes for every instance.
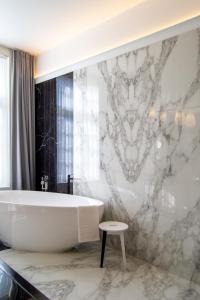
[35,73,73,193]
[73,28,200,283]
[35,78,57,192]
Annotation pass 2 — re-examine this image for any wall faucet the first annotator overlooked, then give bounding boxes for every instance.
[41,176,48,192]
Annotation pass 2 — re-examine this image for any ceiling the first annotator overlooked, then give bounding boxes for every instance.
[0,0,144,55]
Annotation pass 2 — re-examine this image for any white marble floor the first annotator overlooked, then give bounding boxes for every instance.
[0,243,200,300]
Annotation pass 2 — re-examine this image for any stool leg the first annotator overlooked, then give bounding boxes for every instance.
[100,231,107,268]
[120,232,126,267]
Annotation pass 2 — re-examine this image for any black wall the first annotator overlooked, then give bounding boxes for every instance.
[35,73,73,193]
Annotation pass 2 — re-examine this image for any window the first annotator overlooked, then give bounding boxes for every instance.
[0,50,10,188]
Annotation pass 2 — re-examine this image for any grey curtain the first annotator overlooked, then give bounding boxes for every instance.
[11,50,35,190]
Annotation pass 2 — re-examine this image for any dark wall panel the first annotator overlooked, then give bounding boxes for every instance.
[35,73,73,193]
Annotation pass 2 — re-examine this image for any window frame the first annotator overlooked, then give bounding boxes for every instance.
[0,45,11,190]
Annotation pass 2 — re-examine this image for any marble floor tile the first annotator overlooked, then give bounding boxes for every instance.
[0,243,200,300]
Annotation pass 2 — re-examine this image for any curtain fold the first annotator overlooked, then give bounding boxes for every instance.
[11,50,35,190]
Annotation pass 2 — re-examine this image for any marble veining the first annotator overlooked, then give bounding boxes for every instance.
[73,28,200,283]
[0,244,200,300]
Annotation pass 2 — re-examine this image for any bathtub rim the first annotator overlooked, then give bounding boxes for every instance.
[0,190,104,208]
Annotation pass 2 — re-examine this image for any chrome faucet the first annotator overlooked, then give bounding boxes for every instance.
[41,175,48,192]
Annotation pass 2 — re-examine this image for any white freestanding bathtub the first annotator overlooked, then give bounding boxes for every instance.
[0,191,104,252]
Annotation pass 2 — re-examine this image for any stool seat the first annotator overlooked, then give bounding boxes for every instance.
[99,221,128,233]
[99,221,128,268]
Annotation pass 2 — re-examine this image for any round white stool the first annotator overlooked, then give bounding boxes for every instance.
[99,221,128,268]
